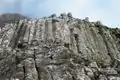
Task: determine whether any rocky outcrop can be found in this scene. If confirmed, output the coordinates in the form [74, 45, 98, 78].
[0, 13, 120, 80]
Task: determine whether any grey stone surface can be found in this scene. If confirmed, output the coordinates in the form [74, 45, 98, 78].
[0, 13, 120, 80]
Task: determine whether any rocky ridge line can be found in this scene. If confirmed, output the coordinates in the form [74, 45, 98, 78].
[0, 13, 120, 80]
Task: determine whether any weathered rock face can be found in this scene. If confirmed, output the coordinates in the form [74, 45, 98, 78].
[0, 13, 120, 80]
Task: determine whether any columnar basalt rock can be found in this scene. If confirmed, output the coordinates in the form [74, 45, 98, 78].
[0, 13, 120, 80]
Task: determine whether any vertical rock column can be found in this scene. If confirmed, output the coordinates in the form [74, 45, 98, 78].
[23, 21, 31, 43]
[28, 20, 36, 44]
[1, 24, 15, 47]
[44, 20, 49, 42]
[62, 23, 71, 48]
[9, 20, 25, 48]
[34, 20, 42, 41]
[47, 20, 54, 41]
[52, 20, 61, 43]
[69, 26, 79, 54]
[38, 19, 46, 42]
[24, 58, 39, 80]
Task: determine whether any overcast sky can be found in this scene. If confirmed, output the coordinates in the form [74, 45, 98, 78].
[0, 0, 120, 28]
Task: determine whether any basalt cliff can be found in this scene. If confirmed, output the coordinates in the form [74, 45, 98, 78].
[0, 13, 120, 80]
